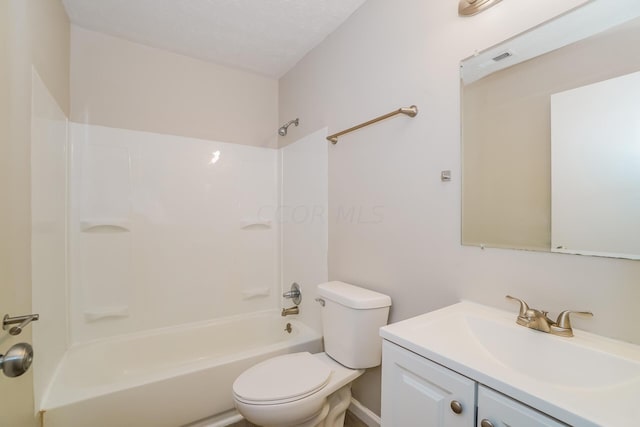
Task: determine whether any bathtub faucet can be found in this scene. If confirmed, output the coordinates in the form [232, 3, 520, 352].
[281, 306, 299, 317]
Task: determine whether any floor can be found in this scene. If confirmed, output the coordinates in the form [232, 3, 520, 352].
[228, 410, 367, 426]
[344, 410, 369, 427]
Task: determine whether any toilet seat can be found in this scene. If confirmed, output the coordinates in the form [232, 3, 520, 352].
[233, 352, 332, 405]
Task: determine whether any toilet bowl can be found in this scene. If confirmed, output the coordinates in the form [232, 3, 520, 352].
[232, 281, 392, 427]
[233, 352, 363, 427]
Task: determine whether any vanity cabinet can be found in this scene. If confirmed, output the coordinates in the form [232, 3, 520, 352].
[381, 340, 475, 427]
[381, 341, 568, 427]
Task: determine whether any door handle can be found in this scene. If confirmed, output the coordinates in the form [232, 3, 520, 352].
[0, 343, 34, 377]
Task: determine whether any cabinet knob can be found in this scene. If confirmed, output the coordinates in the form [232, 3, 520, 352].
[480, 419, 494, 427]
[450, 400, 463, 414]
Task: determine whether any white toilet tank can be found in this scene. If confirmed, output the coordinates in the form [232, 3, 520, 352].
[317, 281, 391, 369]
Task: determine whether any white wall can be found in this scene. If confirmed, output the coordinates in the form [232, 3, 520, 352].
[280, 128, 329, 333]
[68, 123, 279, 343]
[31, 68, 68, 413]
[70, 26, 278, 148]
[279, 0, 640, 415]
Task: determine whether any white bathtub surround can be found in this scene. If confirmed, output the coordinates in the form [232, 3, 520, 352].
[30, 69, 69, 412]
[77, 137, 133, 322]
[241, 288, 272, 300]
[280, 128, 329, 333]
[68, 123, 280, 343]
[34, 123, 331, 423]
[40, 311, 321, 427]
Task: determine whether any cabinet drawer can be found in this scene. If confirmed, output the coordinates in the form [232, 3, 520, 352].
[477, 386, 569, 427]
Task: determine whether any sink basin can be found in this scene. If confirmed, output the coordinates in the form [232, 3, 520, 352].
[380, 301, 640, 427]
[466, 314, 640, 389]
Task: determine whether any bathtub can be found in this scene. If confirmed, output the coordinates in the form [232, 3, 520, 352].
[40, 310, 322, 427]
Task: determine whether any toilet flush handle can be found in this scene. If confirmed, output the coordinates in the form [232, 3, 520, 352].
[315, 298, 325, 307]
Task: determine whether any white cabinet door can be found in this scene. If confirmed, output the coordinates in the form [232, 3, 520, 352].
[381, 341, 475, 427]
[477, 386, 568, 427]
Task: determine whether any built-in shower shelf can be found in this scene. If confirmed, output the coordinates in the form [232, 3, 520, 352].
[80, 219, 132, 232]
[84, 306, 129, 322]
[240, 219, 272, 229]
[242, 288, 271, 299]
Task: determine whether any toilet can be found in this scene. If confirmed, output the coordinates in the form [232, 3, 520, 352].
[232, 281, 392, 427]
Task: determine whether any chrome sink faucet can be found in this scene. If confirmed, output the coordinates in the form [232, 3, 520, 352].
[506, 295, 593, 337]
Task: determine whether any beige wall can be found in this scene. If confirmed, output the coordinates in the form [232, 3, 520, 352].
[71, 26, 279, 147]
[280, 0, 640, 416]
[0, 1, 69, 426]
[462, 18, 640, 251]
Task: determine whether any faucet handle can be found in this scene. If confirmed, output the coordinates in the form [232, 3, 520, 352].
[506, 295, 532, 327]
[551, 310, 593, 337]
[555, 310, 593, 329]
[282, 282, 301, 305]
[505, 295, 530, 315]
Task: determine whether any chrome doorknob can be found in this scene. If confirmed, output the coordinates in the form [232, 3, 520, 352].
[0, 343, 34, 377]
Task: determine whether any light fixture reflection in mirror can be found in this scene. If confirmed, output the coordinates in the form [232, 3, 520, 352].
[458, 0, 503, 17]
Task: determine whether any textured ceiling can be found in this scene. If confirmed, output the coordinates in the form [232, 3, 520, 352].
[62, 0, 367, 78]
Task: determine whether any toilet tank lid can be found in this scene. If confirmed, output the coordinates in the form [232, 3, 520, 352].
[318, 281, 391, 309]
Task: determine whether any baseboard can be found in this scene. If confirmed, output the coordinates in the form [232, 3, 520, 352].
[182, 409, 244, 427]
[348, 397, 381, 427]
[186, 398, 380, 427]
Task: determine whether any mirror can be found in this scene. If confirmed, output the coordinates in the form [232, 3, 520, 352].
[461, 1, 640, 260]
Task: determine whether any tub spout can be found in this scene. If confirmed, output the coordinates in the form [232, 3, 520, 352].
[281, 306, 299, 316]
